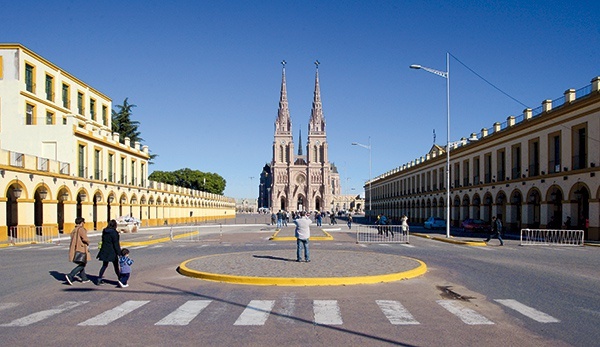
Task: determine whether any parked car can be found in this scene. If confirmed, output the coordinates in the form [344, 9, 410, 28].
[424, 216, 446, 229]
[461, 219, 491, 233]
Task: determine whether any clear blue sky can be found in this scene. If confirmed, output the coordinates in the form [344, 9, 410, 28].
[4, 1, 599, 199]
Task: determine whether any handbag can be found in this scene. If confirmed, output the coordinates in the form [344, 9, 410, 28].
[73, 251, 87, 264]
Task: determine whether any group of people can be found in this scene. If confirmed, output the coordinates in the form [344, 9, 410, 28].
[66, 218, 134, 288]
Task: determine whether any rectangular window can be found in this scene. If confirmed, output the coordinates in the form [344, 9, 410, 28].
[528, 139, 540, 176]
[78, 144, 86, 178]
[45, 75, 54, 101]
[120, 157, 126, 184]
[453, 162, 460, 188]
[572, 124, 587, 170]
[463, 160, 469, 186]
[94, 149, 101, 180]
[497, 150, 506, 181]
[108, 153, 114, 182]
[90, 98, 96, 121]
[473, 156, 480, 184]
[102, 105, 108, 126]
[548, 133, 561, 173]
[46, 111, 54, 125]
[77, 92, 84, 115]
[131, 161, 136, 185]
[511, 145, 521, 179]
[25, 63, 35, 93]
[62, 84, 70, 109]
[484, 153, 492, 183]
[140, 163, 146, 187]
[26, 103, 35, 125]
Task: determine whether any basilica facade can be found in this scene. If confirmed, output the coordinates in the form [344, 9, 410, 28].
[267, 62, 340, 212]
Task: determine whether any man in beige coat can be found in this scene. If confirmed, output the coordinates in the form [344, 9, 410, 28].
[66, 217, 91, 285]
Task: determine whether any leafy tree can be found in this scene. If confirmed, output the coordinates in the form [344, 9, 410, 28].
[111, 98, 158, 164]
[149, 168, 226, 195]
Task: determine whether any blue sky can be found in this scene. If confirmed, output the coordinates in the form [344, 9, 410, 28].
[4, 1, 599, 199]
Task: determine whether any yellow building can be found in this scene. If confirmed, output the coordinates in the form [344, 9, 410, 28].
[0, 43, 234, 242]
[367, 76, 599, 240]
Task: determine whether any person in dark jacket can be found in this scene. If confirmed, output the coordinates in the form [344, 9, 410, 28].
[96, 219, 122, 285]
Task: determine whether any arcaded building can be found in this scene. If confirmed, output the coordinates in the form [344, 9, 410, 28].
[0, 44, 234, 241]
[367, 76, 599, 240]
[267, 62, 341, 212]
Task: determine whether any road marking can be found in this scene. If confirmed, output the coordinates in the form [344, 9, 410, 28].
[494, 299, 560, 323]
[437, 300, 494, 325]
[78, 300, 149, 326]
[376, 300, 420, 325]
[401, 244, 415, 248]
[314, 300, 343, 325]
[276, 293, 297, 323]
[155, 300, 212, 325]
[1, 301, 88, 326]
[233, 300, 275, 326]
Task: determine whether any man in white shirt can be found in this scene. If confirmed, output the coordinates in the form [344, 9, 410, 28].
[294, 211, 311, 262]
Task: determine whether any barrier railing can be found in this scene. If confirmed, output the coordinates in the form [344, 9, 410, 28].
[8, 226, 55, 245]
[520, 228, 584, 246]
[356, 225, 409, 243]
[169, 225, 222, 242]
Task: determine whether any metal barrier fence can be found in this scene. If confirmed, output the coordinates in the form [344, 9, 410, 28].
[169, 225, 222, 242]
[8, 226, 55, 244]
[356, 225, 409, 243]
[520, 229, 584, 246]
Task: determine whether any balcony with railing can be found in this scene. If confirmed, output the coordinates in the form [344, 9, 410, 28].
[529, 163, 540, 177]
[548, 160, 561, 174]
[572, 155, 587, 170]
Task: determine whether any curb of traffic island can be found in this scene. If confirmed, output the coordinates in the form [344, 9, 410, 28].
[269, 229, 334, 241]
[120, 231, 199, 247]
[412, 233, 487, 246]
[178, 255, 427, 286]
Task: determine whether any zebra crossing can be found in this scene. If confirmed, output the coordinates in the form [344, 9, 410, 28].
[0, 298, 559, 327]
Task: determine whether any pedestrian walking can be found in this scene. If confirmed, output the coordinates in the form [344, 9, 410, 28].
[484, 215, 504, 246]
[401, 215, 409, 234]
[315, 212, 322, 226]
[118, 248, 134, 288]
[347, 214, 353, 229]
[294, 211, 311, 262]
[96, 219, 122, 285]
[65, 217, 91, 285]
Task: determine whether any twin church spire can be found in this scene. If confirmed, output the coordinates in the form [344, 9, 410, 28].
[274, 60, 326, 139]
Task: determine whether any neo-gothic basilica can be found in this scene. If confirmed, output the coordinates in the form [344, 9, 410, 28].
[260, 62, 340, 212]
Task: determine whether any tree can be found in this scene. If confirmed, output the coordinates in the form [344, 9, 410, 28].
[111, 98, 158, 164]
[149, 168, 226, 195]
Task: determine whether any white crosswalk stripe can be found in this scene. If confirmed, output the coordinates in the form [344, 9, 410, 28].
[313, 300, 343, 325]
[494, 299, 559, 323]
[437, 300, 494, 325]
[0, 298, 563, 327]
[233, 300, 275, 326]
[0, 301, 88, 327]
[377, 300, 420, 325]
[78, 300, 149, 326]
[0, 303, 19, 311]
[155, 300, 212, 325]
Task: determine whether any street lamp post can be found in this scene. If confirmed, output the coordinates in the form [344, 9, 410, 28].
[352, 137, 372, 222]
[410, 52, 451, 238]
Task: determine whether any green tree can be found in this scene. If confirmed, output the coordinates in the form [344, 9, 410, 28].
[111, 98, 158, 164]
[149, 168, 226, 195]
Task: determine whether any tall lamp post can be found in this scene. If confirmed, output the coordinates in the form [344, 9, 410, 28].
[410, 52, 451, 238]
[352, 137, 372, 222]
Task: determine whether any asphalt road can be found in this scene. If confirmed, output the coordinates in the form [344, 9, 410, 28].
[0, 222, 598, 347]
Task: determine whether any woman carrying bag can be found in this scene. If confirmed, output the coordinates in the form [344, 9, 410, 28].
[66, 217, 91, 285]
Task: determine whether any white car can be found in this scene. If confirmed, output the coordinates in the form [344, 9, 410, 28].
[424, 216, 446, 229]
